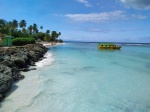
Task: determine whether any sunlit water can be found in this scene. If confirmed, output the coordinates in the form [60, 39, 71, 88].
[1, 43, 150, 112]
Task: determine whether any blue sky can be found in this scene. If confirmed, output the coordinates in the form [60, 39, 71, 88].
[0, 0, 150, 42]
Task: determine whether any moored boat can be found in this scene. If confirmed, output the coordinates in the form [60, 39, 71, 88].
[98, 43, 122, 50]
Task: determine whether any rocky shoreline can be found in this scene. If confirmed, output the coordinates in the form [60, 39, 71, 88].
[0, 44, 48, 102]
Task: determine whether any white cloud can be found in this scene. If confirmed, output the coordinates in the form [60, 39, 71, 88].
[76, 0, 91, 7]
[120, 0, 150, 9]
[65, 11, 147, 23]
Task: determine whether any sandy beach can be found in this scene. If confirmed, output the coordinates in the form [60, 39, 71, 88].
[39, 41, 63, 47]
[1, 50, 54, 111]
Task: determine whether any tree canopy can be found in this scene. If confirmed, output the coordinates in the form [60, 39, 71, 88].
[0, 19, 63, 43]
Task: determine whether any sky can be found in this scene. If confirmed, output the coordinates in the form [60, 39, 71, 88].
[0, 0, 150, 43]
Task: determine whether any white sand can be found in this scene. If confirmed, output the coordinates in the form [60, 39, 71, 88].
[1, 50, 54, 112]
[1, 71, 42, 112]
[39, 41, 63, 47]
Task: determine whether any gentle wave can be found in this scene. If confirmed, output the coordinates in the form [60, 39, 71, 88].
[35, 52, 54, 68]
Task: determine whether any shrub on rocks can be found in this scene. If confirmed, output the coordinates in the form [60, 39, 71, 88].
[12, 37, 35, 46]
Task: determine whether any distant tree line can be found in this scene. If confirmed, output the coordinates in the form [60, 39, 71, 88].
[0, 19, 63, 43]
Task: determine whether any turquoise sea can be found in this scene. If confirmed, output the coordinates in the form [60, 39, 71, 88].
[1, 43, 150, 112]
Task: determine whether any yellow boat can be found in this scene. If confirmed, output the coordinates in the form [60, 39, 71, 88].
[98, 43, 122, 50]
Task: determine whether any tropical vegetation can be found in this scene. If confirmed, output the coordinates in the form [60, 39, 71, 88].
[0, 19, 63, 46]
[12, 37, 35, 46]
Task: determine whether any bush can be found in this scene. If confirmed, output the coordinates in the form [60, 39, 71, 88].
[12, 37, 35, 46]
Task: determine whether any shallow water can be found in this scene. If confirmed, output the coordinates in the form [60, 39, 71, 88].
[1, 43, 150, 112]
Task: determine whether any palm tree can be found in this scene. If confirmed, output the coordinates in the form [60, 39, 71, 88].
[58, 32, 61, 36]
[28, 25, 33, 34]
[46, 30, 50, 34]
[0, 19, 8, 34]
[19, 20, 26, 28]
[40, 26, 43, 31]
[7, 21, 13, 35]
[19, 20, 27, 34]
[51, 31, 57, 41]
[22, 28, 27, 34]
[12, 19, 18, 30]
[33, 23, 38, 34]
[0, 19, 7, 29]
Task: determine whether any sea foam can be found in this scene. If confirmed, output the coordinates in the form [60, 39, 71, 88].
[35, 52, 54, 68]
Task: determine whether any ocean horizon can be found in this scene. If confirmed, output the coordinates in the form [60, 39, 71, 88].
[1, 42, 150, 112]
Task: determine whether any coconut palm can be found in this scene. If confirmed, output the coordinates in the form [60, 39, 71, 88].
[33, 23, 38, 34]
[40, 26, 43, 31]
[0, 19, 8, 33]
[46, 30, 50, 34]
[19, 20, 26, 28]
[7, 21, 13, 35]
[19, 20, 27, 34]
[28, 25, 33, 34]
[58, 32, 61, 36]
[22, 28, 27, 34]
[12, 19, 18, 29]
[51, 31, 57, 41]
[0, 19, 7, 29]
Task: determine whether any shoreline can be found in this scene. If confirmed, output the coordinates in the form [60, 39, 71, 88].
[1, 70, 43, 111]
[0, 44, 48, 102]
[0, 42, 63, 102]
[39, 41, 63, 47]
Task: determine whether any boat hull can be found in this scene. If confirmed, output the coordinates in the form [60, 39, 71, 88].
[98, 46, 121, 50]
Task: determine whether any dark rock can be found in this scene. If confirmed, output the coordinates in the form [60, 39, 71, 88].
[0, 74, 14, 93]
[12, 56, 25, 68]
[0, 64, 12, 77]
[1, 59, 16, 67]
[0, 44, 48, 102]
[0, 94, 5, 102]
[29, 68, 37, 71]
[20, 67, 37, 72]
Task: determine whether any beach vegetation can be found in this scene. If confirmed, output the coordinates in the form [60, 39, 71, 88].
[12, 37, 35, 46]
[0, 18, 63, 46]
[58, 39, 63, 43]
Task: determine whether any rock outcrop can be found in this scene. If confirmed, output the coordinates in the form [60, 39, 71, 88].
[0, 44, 48, 102]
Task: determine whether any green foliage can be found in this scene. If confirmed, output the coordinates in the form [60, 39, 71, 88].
[12, 37, 35, 46]
[0, 18, 63, 44]
[33, 23, 38, 34]
[19, 20, 26, 28]
[33, 32, 45, 40]
[58, 39, 63, 43]
[44, 34, 51, 42]
[12, 19, 18, 29]
[11, 30, 28, 38]
[46, 30, 50, 34]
